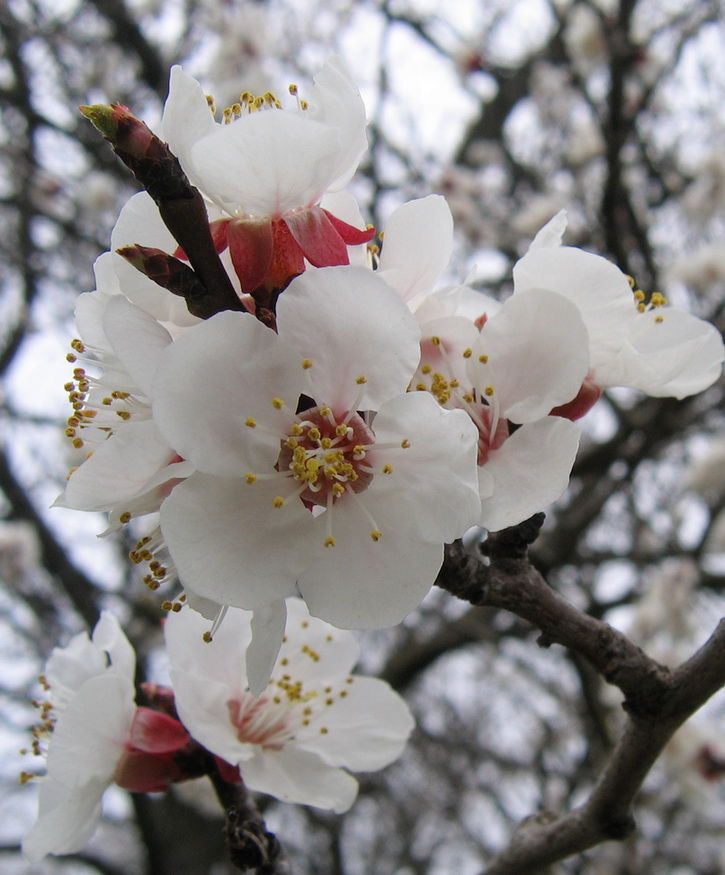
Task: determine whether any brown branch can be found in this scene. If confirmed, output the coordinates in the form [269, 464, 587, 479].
[208, 763, 290, 874]
[437, 525, 725, 873]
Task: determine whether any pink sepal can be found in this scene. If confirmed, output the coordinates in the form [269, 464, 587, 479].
[127, 706, 190, 754]
[114, 748, 184, 793]
[550, 375, 602, 421]
[214, 756, 242, 784]
[284, 206, 349, 268]
[322, 210, 375, 245]
[228, 218, 274, 292]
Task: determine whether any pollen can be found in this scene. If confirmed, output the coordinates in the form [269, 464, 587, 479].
[273, 496, 285, 508]
[431, 336, 441, 346]
[272, 397, 285, 409]
[245, 417, 257, 427]
[245, 473, 257, 484]
[421, 364, 432, 374]
[324, 536, 336, 548]
[400, 439, 411, 448]
[301, 358, 313, 369]
[655, 315, 664, 323]
[382, 464, 393, 474]
[484, 386, 494, 396]
[463, 348, 473, 358]
[119, 511, 131, 524]
[370, 530, 382, 541]
[478, 354, 488, 363]
[356, 375, 367, 384]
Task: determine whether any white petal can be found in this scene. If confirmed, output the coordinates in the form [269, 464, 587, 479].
[103, 296, 172, 395]
[152, 312, 304, 477]
[23, 777, 105, 862]
[91, 611, 135, 681]
[298, 503, 443, 628]
[479, 417, 580, 531]
[60, 420, 177, 512]
[528, 209, 568, 249]
[295, 676, 413, 771]
[191, 111, 339, 215]
[160, 65, 218, 191]
[171, 667, 255, 766]
[160, 474, 311, 610]
[45, 632, 108, 701]
[276, 266, 421, 411]
[276, 598, 360, 683]
[241, 746, 358, 813]
[378, 195, 453, 308]
[47, 674, 136, 787]
[470, 288, 590, 421]
[110, 191, 200, 327]
[247, 600, 288, 696]
[513, 246, 635, 355]
[165, 604, 250, 693]
[307, 57, 368, 191]
[600, 307, 724, 397]
[370, 392, 481, 542]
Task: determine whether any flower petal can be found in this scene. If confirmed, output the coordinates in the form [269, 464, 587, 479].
[102, 295, 172, 396]
[378, 195, 453, 309]
[160, 474, 310, 610]
[152, 311, 304, 476]
[601, 307, 724, 397]
[164, 604, 250, 695]
[247, 599, 288, 697]
[23, 777, 105, 862]
[479, 417, 580, 531]
[306, 57, 368, 192]
[160, 65, 218, 190]
[191, 111, 339, 215]
[59, 420, 178, 512]
[110, 191, 200, 326]
[241, 746, 358, 813]
[470, 288, 589, 421]
[276, 266, 421, 411]
[298, 503, 443, 628]
[47, 673, 136, 787]
[91, 611, 136, 681]
[513, 245, 635, 362]
[276, 598, 360, 683]
[370, 392, 481, 542]
[295, 675, 413, 770]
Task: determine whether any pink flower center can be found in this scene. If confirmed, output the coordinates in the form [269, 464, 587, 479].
[227, 694, 294, 751]
[277, 405, 376, 506]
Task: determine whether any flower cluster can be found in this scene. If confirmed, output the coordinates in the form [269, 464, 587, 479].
[26, 55, 724, 862]
[24, 603, 412, 861]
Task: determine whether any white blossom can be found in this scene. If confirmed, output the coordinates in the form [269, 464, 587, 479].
[165, 598, 414, 813]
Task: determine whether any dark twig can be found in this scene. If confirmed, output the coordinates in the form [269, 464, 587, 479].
[208, 763, 290, 874]
[437, 523, 725, 873]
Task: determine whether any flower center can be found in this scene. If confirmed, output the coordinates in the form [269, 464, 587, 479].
[276, 405, 375, 506]
[227, 694, 295, 750]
